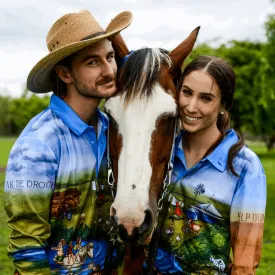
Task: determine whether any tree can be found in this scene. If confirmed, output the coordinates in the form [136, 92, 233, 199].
[258, 12, 275, 139]
[9, 94, 50, 134]
[217, 41, 264, 135]
[0, 96, 13, 135]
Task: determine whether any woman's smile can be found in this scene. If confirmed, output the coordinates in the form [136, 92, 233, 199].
[184, 114, 202, 123]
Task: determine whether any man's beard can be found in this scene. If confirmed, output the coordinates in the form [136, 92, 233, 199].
[74, 81, 101, 99]
[72, 75, 115, 99]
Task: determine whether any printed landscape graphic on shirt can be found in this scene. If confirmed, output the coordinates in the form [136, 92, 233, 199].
[47, 170, 119, 275]
[154, 182, 264, 275]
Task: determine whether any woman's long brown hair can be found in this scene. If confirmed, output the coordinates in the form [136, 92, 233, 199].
[179, 56, 244, 176]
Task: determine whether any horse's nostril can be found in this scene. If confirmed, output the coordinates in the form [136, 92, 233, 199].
[139, 209, 153, 235]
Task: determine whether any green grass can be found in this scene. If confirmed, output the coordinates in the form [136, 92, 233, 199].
[0, 137, 17, 166]
[0, 137, 16, 273]
[0, 138, 274, 274]
[249, 144, 275, 275]
[0, 172, 13, 274]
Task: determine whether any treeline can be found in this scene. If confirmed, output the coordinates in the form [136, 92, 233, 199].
[1, 14, 275, 140]
[0, 92, 105, 136]
[0, 92, 50, 135]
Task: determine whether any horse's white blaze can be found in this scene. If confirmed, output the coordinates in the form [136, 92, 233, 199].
[105, 84, 177, 234]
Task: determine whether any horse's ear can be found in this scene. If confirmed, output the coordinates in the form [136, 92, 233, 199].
[111, 33, 130, 60]
[169, 26, 200, 71]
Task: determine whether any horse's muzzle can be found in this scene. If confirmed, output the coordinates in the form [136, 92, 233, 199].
[110, 209, 154, 244]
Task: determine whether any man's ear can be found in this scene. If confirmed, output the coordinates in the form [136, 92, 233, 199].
[55, 65, 73, 84]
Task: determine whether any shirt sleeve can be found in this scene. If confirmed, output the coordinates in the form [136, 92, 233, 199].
[230, 168, 266, 275]
[4, 137, 58, 275]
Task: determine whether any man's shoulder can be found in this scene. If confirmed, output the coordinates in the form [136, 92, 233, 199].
[19, 107, 65, 141]
[14, 108, 62, 156]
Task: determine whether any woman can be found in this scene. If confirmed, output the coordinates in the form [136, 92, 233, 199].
[154, 56, 266, 275]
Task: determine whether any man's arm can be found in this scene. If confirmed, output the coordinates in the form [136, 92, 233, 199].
[4, 137, 58, 275]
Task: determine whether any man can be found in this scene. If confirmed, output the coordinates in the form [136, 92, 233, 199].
[4, 10, 132, 275]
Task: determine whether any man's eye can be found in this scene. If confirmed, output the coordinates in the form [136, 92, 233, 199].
[88, 60, 97, 65]
[107, 55, 115, 61]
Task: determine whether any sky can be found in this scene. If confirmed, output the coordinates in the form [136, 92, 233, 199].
[0, 0, 273, 97]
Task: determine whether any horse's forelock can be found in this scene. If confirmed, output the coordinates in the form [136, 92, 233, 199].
[118, 48, 172, 106]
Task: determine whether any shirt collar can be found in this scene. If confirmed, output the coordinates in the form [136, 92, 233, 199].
[49, 94, 108, 136]
[175, 129, 239, 172]
[97, 107, 108, 132]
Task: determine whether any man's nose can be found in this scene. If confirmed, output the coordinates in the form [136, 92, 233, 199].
[102, 61, 116, 77]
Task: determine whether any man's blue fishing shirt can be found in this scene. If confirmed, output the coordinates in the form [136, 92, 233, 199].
[4, 95, 121, 275]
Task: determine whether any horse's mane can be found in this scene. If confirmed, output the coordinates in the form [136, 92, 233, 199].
[118, 48, 172, 105]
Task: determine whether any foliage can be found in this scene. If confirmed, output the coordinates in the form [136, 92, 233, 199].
[219, 41, 264, 134]
[0, 90, 50, 136]
[0, 96, 15, 135]
[257, 13, 275, 137]
[1, 12, 275, 139]
[0, 91, 108, 136]
[9, 94, 50, 135]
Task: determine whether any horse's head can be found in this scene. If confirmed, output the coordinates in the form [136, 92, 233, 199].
[105, 28, 199, 244]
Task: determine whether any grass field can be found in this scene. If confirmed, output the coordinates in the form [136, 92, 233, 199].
[0, 137, 274, 274]
[0, 137, 17, 274]
[0, 137, 17, 166]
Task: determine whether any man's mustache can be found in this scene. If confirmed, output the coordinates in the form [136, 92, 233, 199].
[96, 76, 115, 85]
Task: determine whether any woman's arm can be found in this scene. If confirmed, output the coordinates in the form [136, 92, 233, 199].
[230, 171, 266, 275]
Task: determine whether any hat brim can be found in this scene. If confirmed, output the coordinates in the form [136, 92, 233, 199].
[27, 11, 132, 93]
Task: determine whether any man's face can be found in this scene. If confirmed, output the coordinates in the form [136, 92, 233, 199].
[68, 39, 117, 99]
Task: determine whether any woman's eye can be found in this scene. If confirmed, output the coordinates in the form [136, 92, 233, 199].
[182, 89, 192, 96]
[201, 96, 212, 102]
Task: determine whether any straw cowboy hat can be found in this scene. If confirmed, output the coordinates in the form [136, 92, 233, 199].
[27, 10, 132, 93]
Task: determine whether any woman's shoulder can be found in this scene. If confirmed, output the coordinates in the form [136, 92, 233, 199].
[234, 145, 265, 181]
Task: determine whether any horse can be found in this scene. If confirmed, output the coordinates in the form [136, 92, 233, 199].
[105, 28, 199, 274]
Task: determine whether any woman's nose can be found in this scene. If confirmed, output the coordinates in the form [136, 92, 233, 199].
[186, 97, 199, 113]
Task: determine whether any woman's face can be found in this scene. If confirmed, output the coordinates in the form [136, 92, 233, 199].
[179, 69, 223, 134]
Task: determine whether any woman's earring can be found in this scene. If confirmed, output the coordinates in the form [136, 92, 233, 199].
[220, 111, 225, 115]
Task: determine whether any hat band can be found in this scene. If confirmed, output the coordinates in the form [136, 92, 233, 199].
[81, 31, 107, 41]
